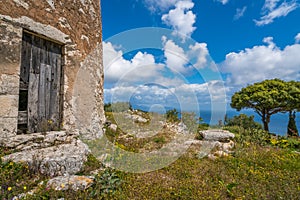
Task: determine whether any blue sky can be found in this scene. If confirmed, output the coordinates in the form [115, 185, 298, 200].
[101, 0, 300, 114]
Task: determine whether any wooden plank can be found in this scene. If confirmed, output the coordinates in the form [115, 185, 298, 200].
[39, 63, 51, 120]
[31, 35, 41, 74]
[18, 111, 28, 125]
[49, 43, 62, 129]
[28, 72, 39, 133]
[20, 32, 31, 89]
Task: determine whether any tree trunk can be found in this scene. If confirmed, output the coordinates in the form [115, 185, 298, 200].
[287, 111, 298, 137]
[262, 113, 270, 132]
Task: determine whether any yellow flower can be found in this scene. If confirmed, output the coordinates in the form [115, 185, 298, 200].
[23, 186, 27, 190]
[48, 120, 53, 125]
[8, 187, 12, 191]
[61, 183, 65, 188]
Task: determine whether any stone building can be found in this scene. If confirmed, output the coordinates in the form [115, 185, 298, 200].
[0, 0, 105, 141]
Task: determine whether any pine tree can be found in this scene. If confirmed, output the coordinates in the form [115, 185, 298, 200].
[287, 111, 298, 137]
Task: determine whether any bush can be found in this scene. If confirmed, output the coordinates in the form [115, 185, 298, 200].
[105, 102, 132, 113]
[165, 109, 179, 123]
[225, 114, 262, 130]
[224, 126, 270, 146]
[287, 111, 299, 137]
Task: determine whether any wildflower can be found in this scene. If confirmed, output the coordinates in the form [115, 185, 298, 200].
[8, 187, 12, 191]
[61, 183, 65, 188]
[48, 119, 53, 124]
[24, 186, 27, 190]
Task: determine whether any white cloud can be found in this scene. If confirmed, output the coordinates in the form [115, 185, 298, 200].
[103, 42, 164, 84]
[221, 37, 300, 86]
[143, 0, 182, 13]
[216, 0, 229, 5]
[188, 42, 209, 69]
[162, 37, 189, 73]
[161, 0, 196, 41]
[105, 80, 226, 111]
[295, 33, 300, 43]
[162, 37, 210, 72]
[255, 0, 299, 26]
[234, 6, 247, 20]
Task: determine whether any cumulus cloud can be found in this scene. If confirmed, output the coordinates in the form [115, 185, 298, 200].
[105, 80, 226, 111]
[161, 0, 196, 41]
[188, 42, 209, 69]
[162, 36, 189, 73]
[221, 37, 300, 86]
[255, 0, 299, 26]
[216, 0, 229, 5]
[143, 0, 182, 13]
[234, 6, 247, 20]
[295, 33, 300, 43]
[103, 42, 164, 84]
[162, 36, 210, 73]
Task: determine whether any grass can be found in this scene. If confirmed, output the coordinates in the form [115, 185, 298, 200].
[1, 141, 299, 199]
[109, 143, 300, 200]
[1, 110, 300, 199]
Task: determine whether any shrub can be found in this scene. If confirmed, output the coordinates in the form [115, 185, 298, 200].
[225, 114, 262, 130]
[224, 126, 270, 146]
[287, 111, 299, 137]
[165, 109, 179, 123]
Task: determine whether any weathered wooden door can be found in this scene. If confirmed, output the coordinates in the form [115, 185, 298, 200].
[18, 31, 63, 133]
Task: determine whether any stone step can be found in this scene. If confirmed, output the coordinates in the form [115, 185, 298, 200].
[1, 139, 90, 177]
[0, 131, 77, 151]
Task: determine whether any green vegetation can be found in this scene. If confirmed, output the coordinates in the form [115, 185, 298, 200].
[113, 145, 300, 199]
[287, 111, 299, 137]
[1, 107, 300, 199]
[104, 102, 132, 113]
[231, 79, 300, 133]
[225, 114, 262, 130]
[165, 108, 179, 123]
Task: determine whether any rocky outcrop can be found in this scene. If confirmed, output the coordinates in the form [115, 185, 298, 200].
[0, 131, 76, 151]
[125, 113, 148, 123]
[199, 129, 235, 142]
[46, 175, 94, 191]
[186, 129, 235, 160]
[2, 139, 90, 177]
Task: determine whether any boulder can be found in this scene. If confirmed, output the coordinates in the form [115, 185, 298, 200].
[2, 139, 90, 177]
[131, 114, 148, 123]
[0, 131, 76, 151]
[109, 124, 118, 132]
[199, 129, 235, 142]
[46, 175, 94, 191]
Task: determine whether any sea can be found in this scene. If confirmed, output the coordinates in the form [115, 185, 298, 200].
[199, 109, 300, 136]
[132, 104, 299, 136]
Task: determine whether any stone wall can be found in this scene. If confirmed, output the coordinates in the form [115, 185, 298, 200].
[0, 0, 105, 140]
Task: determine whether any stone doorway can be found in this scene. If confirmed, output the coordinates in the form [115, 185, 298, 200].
[18, 31, 63, 134]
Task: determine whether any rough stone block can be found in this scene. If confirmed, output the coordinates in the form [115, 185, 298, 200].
[0, 74, 20, 95]
[0, 117, 17, 141]
[0, 95, 18, 117]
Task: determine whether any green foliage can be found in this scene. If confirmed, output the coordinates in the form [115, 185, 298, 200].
[231, 79, 300, 132]
[225, 114, 262, 130]
[287, 111, 299, 137]
[113, 145, 300, 199]
[0, 159, 40, 199]
[92, 168, 122, 197]
[105, 102, 132, 113]
[181, 112, 199, 133]
[269, 137, 300, 150]
[152, 136, 166, 144]
[104, 103, 112, 112]
[79, 154, 103, 175]
[165, 108, 179, 123]
[224, 126, 270, 146]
